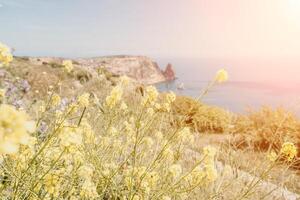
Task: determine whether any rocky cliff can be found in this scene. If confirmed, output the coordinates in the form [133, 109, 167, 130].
[30, 55, 175, 84]
[75, 56, 175, 84]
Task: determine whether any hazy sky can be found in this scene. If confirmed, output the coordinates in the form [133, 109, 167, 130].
[1, 0, 300, 81]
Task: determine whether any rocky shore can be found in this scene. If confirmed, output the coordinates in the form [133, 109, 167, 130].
[28, 55, 175, 84]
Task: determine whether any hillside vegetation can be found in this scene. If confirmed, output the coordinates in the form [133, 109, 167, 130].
[0, 42, 299, 199]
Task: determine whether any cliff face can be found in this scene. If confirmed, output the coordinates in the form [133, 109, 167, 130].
[74, 55, 175, 84]
[29, 55, 175, 84]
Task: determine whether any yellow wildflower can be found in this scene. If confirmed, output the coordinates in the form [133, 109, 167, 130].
[162, 102, 171, 112]
[267, 151, 277, 162]
[77, 93, 90, 107]
[168, 164, 182, 178]
[78, 164, 94, 180]
[146, 107, 154, 116]
[67, 102, 79, 114]
[162, 196, 172, 200]
[108, 127, 118, 136]
[63, 60, 73, 73]
[203, 146, 217, 159]
[145, 171, 159, 188]
[141, 86, 158, 106]
[51, 94, 61, 107]
[120, 75, 130, 86]
[0, 104, 35, 154]
[70, 196, 79, 200]
[166, 91, 176, 104]
[178, 127, 194, 144]
[38, 102, 46, 113]
[154, 103, 161, 111]
[105, 86, 123, 109]
[186, 166, 206, 185]
[215, 69, 228, 83]
[120, 102, 128, 110]
[146, 86, 158, 100]
[204, 164, 218, 182]
[58, 126, 82, 148]
[44, 173, 61, 197]
[0, 42, 13, 67]
[0, 89, 5, 100]
[202, 146, 218, 183]
[280, 142, 297, 161]
[154, 131, 163, 140]
[80, 180, 98, 198]
[141, 136, 154, 148]
[163, 147, 174, 162]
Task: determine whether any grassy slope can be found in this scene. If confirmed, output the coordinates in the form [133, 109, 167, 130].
[1, 57, 300, 198]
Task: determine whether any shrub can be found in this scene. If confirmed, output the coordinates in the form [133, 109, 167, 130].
[232, 106, 300, 152]
[172, 96, 233, 134]
[49, 62, 64, 68]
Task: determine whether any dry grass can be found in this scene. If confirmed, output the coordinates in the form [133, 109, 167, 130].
[232, 106, 300, 154]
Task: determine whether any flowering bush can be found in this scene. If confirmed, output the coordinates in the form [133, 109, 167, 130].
[0, 78, 220, 199]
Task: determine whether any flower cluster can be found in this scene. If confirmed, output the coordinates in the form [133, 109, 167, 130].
[0, 88, 5, 102]
[62, 60, 74, 73]
[267, 142, 297, 162]
[0, 68, 222, 199]
[105, 86, 123, 108]
[184, 146, 217, 188]
[120, 75, 130, 86]
[162, 91, 176, 112]
[77, 92, 90, 107]
[215, 69, 228, 83]
[0, 42, 13, 67]
[43, 171, 62, 197]
[202, 146, 218, 183]
[0, 104, 35, 154]
[280, 142, 297, 161]
[267, 151, 277, 162]
[78, 164, 98, 198]
[141, 86, 159, 106]
[51, 93, 61, 107]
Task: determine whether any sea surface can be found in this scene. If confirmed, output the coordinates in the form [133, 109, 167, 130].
[156, 58, 300, 115]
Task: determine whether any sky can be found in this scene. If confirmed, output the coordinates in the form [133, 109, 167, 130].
[1, 0, 300, 82]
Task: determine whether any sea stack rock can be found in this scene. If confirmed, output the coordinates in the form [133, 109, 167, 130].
[163, 63, 176, 81]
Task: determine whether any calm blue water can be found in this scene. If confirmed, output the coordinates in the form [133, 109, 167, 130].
[157, 80, 300, 114]
[156, 58, 300, 114]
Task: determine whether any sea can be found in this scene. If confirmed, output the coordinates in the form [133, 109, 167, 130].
[156, 58, 300, 115]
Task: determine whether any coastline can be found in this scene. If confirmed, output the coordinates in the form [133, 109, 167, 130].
[21, 55, 176, 85]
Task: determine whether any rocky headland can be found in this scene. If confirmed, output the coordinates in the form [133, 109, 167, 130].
[28, 55, 175, 84]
